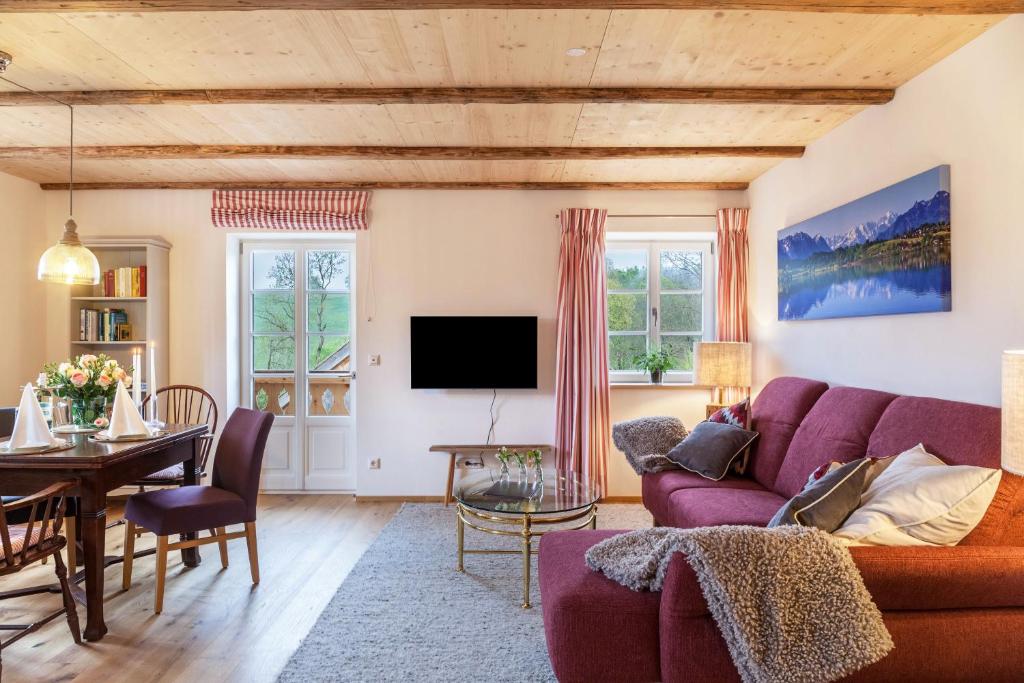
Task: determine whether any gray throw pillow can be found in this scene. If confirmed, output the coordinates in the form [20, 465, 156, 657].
[665, 421, 759, 481]
[768, 458, 871, 532]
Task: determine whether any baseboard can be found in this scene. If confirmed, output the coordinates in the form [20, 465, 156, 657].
[599, 496, 643, 503]
[354, 495, 445, 503]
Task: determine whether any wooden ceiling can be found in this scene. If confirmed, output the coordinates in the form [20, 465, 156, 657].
[0, 6, 1007, 190]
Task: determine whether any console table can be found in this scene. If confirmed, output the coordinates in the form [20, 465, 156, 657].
[428, 444, 554, 506]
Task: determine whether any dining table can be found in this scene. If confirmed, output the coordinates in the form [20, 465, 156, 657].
[0, 423, 209, 641]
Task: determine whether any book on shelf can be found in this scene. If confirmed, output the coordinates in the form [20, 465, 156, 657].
[79, 307, 129, 342]
[101, 266, 147, 298]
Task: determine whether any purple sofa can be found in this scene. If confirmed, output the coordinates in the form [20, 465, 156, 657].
[538, 377, 1024, 682]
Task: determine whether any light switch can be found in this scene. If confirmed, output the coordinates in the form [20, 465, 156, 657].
[369, 354, 381, 366]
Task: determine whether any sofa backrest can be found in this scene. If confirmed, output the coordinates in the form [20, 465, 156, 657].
[773, 387, 899, 498]
[748, 377, 828, 490]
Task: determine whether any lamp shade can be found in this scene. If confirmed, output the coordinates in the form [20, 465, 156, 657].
[37, 218, 100, 286]
[695, 341, 752, 388]
[1003, 350, 1024, 475]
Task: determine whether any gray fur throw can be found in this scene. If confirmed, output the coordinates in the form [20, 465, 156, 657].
[612, 416, 687, 475]
[585, 526, 894, 683]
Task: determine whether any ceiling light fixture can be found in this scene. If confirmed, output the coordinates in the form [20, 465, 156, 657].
[565, 47, 587, 58]
[0, 51, 99, 286]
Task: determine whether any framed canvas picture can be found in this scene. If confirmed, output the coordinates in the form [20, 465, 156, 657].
[777, 165, 951, 321]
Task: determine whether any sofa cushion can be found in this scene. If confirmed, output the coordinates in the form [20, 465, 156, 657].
[539, 529, 662, 683]
[642, 471, 766, 526]
[773, 387, 898, 498]
[768, 457, 873, 531]
[662, 487, 788, 529]
[747, 377, 829, 490]
[665, 422, 759, 481]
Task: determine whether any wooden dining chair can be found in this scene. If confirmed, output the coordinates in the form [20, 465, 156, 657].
[121, 408, 274, 614]
[133, 385, 219, 488]
[0, 482, 82, 677]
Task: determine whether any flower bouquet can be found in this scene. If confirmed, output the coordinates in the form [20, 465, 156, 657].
[42, 354, 133, 430]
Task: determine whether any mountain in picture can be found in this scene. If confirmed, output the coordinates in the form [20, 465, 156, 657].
[777, 166, 952, 321]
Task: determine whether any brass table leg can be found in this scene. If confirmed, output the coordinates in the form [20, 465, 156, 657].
[522, 514, 532, 609]
[590, 505, 598, 530]
[456, 505, 465, 572]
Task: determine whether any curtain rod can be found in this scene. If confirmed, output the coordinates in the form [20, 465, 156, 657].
[554, 213, 717, 219]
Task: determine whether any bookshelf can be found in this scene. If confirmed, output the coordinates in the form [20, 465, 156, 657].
[65, 237, 170, 395]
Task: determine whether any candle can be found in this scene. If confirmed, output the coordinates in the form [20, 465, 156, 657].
[148, 341, 157, 421]
[131, 347, 143, 408]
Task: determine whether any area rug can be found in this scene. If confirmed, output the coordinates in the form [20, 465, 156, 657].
[277, 502, 651, 682]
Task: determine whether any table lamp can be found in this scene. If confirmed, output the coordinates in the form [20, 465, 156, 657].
[696, 341, 752, 417]
[1003, 350, 1024, 476]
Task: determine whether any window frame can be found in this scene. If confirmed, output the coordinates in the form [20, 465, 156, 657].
[606, 239, 715, 385]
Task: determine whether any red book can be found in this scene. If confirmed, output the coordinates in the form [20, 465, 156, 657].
[139, 265, 147, 297]
[105, 270, 114, 297]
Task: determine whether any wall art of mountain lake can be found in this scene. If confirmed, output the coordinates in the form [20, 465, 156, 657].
[778, 165, 952, 321]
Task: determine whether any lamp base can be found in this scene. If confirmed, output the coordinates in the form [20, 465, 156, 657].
[705, 403, 728, 420]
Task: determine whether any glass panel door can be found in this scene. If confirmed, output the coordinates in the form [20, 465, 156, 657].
[242, 242, 356, 491]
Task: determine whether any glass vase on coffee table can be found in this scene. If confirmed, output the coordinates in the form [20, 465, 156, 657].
[454, 469, 600, 609]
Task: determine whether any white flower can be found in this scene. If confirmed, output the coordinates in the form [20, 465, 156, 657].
[58, 362, 73, 377]
[79, 354, 98, 365]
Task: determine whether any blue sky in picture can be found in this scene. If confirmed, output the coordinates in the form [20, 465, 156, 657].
[779, 166, 950, 240]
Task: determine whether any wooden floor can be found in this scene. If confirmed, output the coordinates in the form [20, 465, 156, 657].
[0, 495, 401, 683]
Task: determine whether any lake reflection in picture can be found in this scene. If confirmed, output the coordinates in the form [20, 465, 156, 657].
[778, 166, 952, 321]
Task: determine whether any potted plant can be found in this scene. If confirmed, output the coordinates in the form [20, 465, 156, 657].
[632, 348, 677, 384]
[43, 353, 133, 428]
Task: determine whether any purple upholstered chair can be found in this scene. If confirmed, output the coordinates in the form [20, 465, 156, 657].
[121, 408, 274, 614]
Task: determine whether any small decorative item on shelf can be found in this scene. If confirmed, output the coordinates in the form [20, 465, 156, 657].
[632, 348, 677, 384]
[527, 449, 544, 485]
[42, 353, 134, 431]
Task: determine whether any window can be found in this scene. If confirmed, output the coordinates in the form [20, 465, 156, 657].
[606, 240, 714, 383]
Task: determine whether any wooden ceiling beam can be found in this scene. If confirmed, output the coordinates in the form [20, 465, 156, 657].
[1, 1, 1020, 14]
[0, 144, 804, 160]
[0, 87, 895, 107]
[38, 181, 750, 191]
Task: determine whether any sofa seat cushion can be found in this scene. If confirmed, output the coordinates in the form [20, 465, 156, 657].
[539, 529, 662, 683]
[662, 487, 788, 529]
[642, 471, 766, 526]
[124, 485, 247, 536]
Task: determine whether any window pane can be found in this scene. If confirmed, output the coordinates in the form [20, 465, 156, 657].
[661, 335, 701, 372]
[307, 250, 350, 291]
[252, 251, 295, 290]
[660, 293, 702, 332]
[660, 250, 702, 290]
[308, 378, 351, 416]
[609, 335, 647, 371]
[608, 293, 647, 332]
[253, 379, 295, 416]
[606, 250, 648, 291]
[253, 292, 295, 333]
[308, 335, 351, 372]
[253, 336, 295, 371]
[306, 293, 350, 334]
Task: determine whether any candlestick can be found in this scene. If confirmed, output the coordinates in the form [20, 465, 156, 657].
[148, 341, 157, 422]
[131, 347, 143, 408]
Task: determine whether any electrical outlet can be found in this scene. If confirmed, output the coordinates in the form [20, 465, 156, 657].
[369, 458, 381, 470]
[369, 354, 381, 366]
[462, 458, 484, 469]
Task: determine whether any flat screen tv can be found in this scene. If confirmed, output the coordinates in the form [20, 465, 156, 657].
[410, 316, 538, 389]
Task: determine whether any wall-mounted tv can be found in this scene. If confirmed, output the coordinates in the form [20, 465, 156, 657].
[410, 316, 538, 390]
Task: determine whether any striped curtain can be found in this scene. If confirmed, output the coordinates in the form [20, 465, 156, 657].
[554, 208, 611, 492]
[716, 208, 750, 402]
[210, 190, 370, 230]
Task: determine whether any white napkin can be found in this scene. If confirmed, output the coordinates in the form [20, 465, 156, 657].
[8, 384, 59, 449]
[107, 380, 152, 438]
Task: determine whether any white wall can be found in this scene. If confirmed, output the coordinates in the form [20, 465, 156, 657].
[0, 172, 47, 406]
[43, 188, 741, 497]
[748, 16, 1024, 407]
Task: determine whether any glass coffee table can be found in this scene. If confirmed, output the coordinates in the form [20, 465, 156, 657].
[454, 470, 600, 608]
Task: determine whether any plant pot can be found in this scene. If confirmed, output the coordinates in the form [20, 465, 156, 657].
[70, 397, 107, 427]
[650, 369, 663, 384]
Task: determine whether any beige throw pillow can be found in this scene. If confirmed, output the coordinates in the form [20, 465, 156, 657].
[833, 443, 1002, 547]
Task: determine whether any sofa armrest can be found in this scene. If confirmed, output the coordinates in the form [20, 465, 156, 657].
[851, 545, 1024, 611]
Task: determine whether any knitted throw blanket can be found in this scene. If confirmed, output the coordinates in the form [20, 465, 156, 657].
[585, 526, 894, 683]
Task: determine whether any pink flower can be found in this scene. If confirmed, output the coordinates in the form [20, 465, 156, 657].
[93, 417, 109, 428]
[69, 370, 88, 388]
[97, 373, 113, 388]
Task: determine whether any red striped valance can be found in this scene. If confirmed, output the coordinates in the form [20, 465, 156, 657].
[210, 190, 370, 230]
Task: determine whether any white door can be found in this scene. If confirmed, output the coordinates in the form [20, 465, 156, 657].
[242, 242, 356, 492]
